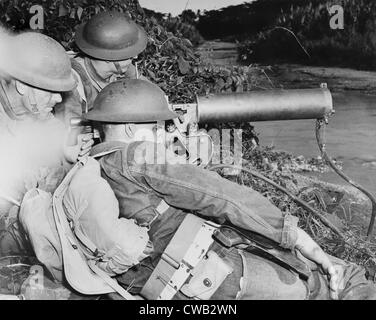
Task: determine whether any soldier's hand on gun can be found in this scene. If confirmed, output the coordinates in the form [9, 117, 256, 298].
[63, 133, 94, 163]
[294, 228, 344, 300]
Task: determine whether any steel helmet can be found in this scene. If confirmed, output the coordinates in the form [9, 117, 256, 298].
[84, 79, 178, 123]
[6, 32, 76, 92]
[75, 11, 148, 61]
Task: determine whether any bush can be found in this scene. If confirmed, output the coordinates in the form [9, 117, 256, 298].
[239, 0, 376, 70]
[144, 8, 204, 47]
[0, 0, 258, 103]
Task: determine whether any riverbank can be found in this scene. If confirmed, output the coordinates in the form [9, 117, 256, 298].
[198, 41, 376, 93]
[265, 64, 376, 94]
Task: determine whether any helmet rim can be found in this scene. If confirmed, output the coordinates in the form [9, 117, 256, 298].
[6, 69, 77, 92]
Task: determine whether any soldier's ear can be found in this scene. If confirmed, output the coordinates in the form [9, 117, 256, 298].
[15, 80, 27, 96]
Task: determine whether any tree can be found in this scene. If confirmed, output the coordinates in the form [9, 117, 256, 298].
[0, 0, 252, 102]
[180, 9, 197, 24]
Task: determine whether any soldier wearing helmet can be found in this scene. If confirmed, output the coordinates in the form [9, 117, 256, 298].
[84, 79, 178, 153]
[54, 11, 149, 126]
[0, 32, 76, 122]
[0, 31, 93, 158]
[20, 79, 376, 300]
[0, 32, 93, 254]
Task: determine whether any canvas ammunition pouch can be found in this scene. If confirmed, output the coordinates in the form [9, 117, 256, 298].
[141, 214, 233, 300]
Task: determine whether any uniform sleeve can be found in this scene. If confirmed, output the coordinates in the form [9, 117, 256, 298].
[125, 141, 298, 248]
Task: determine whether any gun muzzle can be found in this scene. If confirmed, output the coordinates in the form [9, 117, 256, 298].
[67, 117, 100, 146]
[196, 88, 334, 123]
[70, 117, 92, 128]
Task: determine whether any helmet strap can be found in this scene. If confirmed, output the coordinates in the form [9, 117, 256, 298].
[0, 81, 15, 120]
[113, 61, 123, 74]
[24, 87, 39, 115]
[135, 62, 139, 79]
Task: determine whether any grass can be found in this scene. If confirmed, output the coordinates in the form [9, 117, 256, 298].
[229, 143, 376, 271]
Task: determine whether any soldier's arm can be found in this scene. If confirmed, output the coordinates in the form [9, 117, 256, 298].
[126, 141, 298, 249]
[65, 158, 152, 275]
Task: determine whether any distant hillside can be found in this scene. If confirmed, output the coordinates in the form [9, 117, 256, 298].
[197, 0, 376, 70]
[197, 0, 310, 41]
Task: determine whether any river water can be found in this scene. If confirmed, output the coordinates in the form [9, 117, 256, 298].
[254, 91, 376, 195]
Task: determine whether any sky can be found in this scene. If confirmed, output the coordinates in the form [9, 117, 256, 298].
[138, 0, 251, 16]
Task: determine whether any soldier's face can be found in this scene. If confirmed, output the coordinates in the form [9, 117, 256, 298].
[91, 58, 133, 79]
[27, 87, 62, 115]
[15, 81, 62, 118]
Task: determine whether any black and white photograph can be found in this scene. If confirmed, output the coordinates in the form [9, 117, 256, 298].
[0, 0, 375, 306]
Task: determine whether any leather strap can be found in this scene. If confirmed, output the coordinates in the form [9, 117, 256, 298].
[92, 148, 123, 159]
[87, 261, 135, 300]
[214, 225, 311, 280]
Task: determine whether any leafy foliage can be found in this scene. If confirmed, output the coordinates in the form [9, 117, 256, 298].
[197, 0, 310, 41]
[0, 0, 144, 47]
[0, 0, 257, 103]
[144, 8, 204, 46]
[237, 0, 376, 70]
[194, 0, 376, 70]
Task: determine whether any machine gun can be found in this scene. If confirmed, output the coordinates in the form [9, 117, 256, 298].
[172, 85, 333, 125]
[70, 84, 334, 167]
[169, 85, 333, 165]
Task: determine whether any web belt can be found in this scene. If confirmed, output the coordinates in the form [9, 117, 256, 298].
[141, 214, 219, 300]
